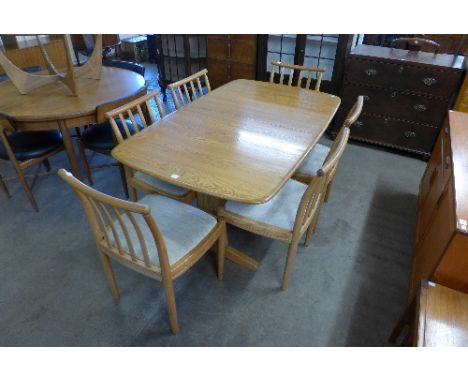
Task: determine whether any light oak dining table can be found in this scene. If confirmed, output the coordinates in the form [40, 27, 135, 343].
[112, 79, 341, 270]
[0, 66, 146, 180]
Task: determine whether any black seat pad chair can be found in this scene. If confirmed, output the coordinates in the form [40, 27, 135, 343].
[0, 130, 63, 161]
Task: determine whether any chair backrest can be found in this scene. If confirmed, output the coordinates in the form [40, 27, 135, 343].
[324, 96, 363, 181]
[292, 127, 350, 236]
[58, 169, 171, 275]
[103, 59, 146, 76]
[330, 95, 364, 153]
[391, 37, 440, 53]
[104, 90, 165, 144]
[168, 68, 211, 109]
[269, 61, 326, 91]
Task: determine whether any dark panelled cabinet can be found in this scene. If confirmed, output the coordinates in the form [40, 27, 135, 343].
[330, 44, 465, 159]
[207, 35, 257, 89]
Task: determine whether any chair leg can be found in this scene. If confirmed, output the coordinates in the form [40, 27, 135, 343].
[0, 173, 10, 198]
[125, 166, 138, 202]
[117, 163, 129, 199]
[217, 222, 227, 281]
[161, 275, 179, 334]
[98, 250, 120, 300]
[324, 179, 335, 203]
[304, 221, 315, 247]
[15, 164, 39, 211]
[43, 158, 51, 172]
[281, 238, 300, 291]
[77, 140, 94, 185]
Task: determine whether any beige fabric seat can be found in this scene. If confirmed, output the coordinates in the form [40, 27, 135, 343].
[296, 144, 330, 176]
[225, 180, 307, 231]
[133, 171, 190, 198]
[107, 194, 217, 268]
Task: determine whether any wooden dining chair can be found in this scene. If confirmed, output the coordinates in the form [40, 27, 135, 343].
[0, 114, 64, 211]
[269, 61, 326, 91]
[218, 128, 350, 291]
[293, 96, 364, 202]
[168, 68, 211, 110]
[58, 168, 226, 334]
[105, 91, 195, 203]
[77, 62, 147, 198]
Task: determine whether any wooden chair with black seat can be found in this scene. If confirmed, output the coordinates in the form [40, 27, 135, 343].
[269, 61, 325, 90]
[105, 91, 195, 203]
[0, 114, 64, 211]
[58, 168, 226, 334]
[77, 60, 146, 197]
[293, 96, 364, 202]
[218, 127, 350, 291]
[168, 68, 211, 110]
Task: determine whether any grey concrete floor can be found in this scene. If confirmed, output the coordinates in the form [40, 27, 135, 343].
[0, 65, 426, 345]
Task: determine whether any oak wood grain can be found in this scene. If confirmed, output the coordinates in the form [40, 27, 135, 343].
[0, 67, 146, 122]
[416, 282, 468, 346]
[448, 111, 468, 234]
[112, 79, 340, 204]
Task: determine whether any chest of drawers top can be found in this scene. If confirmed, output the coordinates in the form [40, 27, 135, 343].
[347, 45, 465, 97]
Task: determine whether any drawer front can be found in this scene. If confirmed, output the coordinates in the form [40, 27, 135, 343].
[208, 37, 256, 64]
[346, 57, 462, 97]
[410, 180, 455, 297]
[350, 114, 439, 154]
[341, 84, 450, 126]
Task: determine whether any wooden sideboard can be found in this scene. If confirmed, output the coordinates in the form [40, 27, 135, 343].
[392, 280, 468, 346]
[409, 111, 468, 298]
[207, 35, 257, 89]
[331, 44, 465, 159]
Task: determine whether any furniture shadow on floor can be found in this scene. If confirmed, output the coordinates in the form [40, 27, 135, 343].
[327, 179, 418, 346]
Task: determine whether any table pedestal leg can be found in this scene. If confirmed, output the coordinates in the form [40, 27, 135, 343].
[59, 120, 82, 180]
[198, 192, 259, 272]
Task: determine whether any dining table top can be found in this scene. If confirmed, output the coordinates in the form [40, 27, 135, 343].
[0, 66, 146, 122]
[112, 79, 341, 204]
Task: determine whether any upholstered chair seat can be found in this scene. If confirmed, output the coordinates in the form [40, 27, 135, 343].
[296, 143, 330, 177]
[107, 194, 217, 268]
[81, 119, 139, 152]
[133, 171, 190, 197]
[0, 130, 63, 161]
[224, 180, 308, 231]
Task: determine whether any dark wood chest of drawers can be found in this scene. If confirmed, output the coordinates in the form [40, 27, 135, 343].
[330, 45, 465, 159]
[207, 35, 257, 89]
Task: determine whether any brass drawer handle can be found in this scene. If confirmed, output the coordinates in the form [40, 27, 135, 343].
[414, 104, 427, 112]
[422, 77, 437, 86]
[398, 66, 405, 73]
[354, 120, 364, 128]
[364, 68, 377, 76]
[404, 130, 417, 138]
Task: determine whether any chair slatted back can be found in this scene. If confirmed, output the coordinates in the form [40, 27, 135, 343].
[168, 68, 211, 109]
[293, 128, 350, 235]
[329, 95, 364, 158]
[58, 169, 169, 275]
[104, 90, 165, 144]
[269, 61, 325, 91]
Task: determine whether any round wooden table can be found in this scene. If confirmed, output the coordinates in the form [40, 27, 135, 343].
[0, 66, 146, 179]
